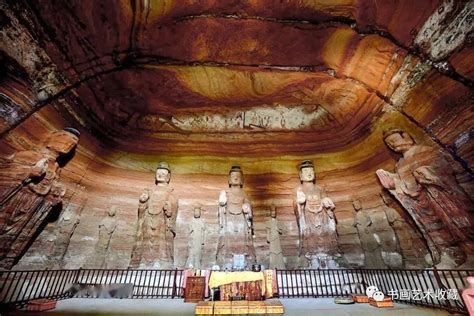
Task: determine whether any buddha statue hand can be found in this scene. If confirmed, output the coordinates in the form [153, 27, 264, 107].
[322, 197, 335, 210]
[242, 202, 251, 214]
[218, 190, 227, 206]
[29, 158, 48, 181]
[163, 201, 172, 217]
[376, 169, 395, 190]
[296, 189, 306, 205]
[51, 182, 66, 199]
[139, 190, 149, 203]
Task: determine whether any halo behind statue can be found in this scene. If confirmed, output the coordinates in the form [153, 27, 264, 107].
[63, 127, 81, 137]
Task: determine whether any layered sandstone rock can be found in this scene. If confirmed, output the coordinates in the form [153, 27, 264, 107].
[0, 1, 472, 270]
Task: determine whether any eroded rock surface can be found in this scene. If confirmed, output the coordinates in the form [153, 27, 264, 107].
[0, 1, 472, 270]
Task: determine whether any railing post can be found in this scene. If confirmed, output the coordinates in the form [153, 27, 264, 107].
[360, 269, 367, 291]
[432, 267, 447, 290]
[1, 267, 469, 313]
[275, 268, 279, 298]
[74, 268, 82, 284]
[172, 269, 178, 298]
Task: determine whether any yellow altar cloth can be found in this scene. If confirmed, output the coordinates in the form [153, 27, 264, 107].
[209, 271, 265, 290]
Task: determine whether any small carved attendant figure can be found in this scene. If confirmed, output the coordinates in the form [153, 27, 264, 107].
[88, 206, 118, 268]
[129, 189, 149, 268]
[217, 166, 256, 270]
[353, 200, 403, 268]
[353, 200, 386, 268]
[379, 193, 429, 268]
[47, 195, 82, 269]
[376, 129, 474, 267]
[186, 206, 206, 269]
[294, 160, 340, 268]
[0, 127, 80, 269]
[131, 162, 177, 268]
[265, 203, 285, 269]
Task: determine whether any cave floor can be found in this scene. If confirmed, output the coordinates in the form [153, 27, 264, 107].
[7, 298, 459, 315]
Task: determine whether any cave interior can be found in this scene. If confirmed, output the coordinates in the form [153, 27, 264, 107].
[0, 0, 473, 272]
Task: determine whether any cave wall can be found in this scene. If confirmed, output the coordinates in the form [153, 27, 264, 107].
[0, 0, 472, 270]
[3, 102, 471, 270]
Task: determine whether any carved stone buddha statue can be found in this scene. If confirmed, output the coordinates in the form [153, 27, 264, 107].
[294, 160, 340, 268]
[376, 128, 474, 267]
[130, 162, 177, 268]
[0, 127, 79, 269]
[266, 203, 285, 269]
[217, 166, 256, 270]
[186, 206, 206, 269]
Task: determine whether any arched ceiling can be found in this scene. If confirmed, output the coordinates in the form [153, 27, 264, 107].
[1, 1, 472, 271]
[1, 0, 472, 159]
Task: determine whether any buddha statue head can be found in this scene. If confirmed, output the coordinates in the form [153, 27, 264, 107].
[383, 128, 415, 154]
[352, 199, 363, 212]
[108, 205, 118, 217]
[46, 127, 80, 156]
[139, 189, 150, 203]
[270, 203, 277, 218]
[50, 181, 66, 199]
[194, 206, 202, 219]
[299, 160, 315, 184]
[155, 162, 171, 185]
[228, 165, 243, 188]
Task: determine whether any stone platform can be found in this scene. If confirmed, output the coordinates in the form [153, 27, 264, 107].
[195, 300, 284, 315]
[3, 298, 457, 316]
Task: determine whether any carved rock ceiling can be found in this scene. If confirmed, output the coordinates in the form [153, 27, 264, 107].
[1, 0, 471, 163]
[2, 1, 473, 270]
[7, 0, 453, 156]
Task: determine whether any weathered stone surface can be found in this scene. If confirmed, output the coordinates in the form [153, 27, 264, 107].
[217, 166, 256, 270]
[0, 1, 472, 271]
[353, 199, 403, 268]
[294, 160, 339, 268]
[414, 0, 473, 61]
[129, 162, 178, 269]
[449, 46, 474, 81]
[401, 70, 474, 170]
[265, 203, 285, 269]
[377, 129, 474, 268]
[379, 192, 430, 269]
[0, 128, 79, 269]
[184, 206, 206, 269]
[84, 206, 118, 269]
[45, 184, 85, 269]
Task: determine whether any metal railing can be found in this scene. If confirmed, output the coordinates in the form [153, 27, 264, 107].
[0, 268, 184, 310]
[1, 268, 472, 313]
[275, 268, 473, 314]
